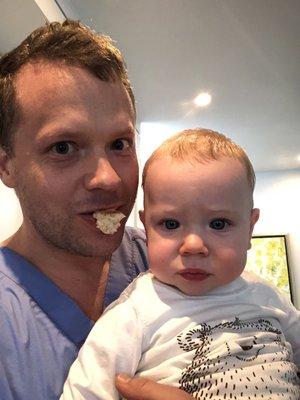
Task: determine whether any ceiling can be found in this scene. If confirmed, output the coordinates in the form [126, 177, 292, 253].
[1, 0, 299, 172]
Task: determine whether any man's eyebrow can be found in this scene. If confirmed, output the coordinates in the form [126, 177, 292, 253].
[107, 128, 137, 140]
[36, 126, 137, 143]
[36, 130, 83, 142]
[114, 125, 136, 135]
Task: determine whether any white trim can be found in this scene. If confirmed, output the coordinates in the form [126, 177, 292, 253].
[33, 0, 66, 22]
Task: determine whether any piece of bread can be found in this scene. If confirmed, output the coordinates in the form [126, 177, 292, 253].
[93, 211, 126, 235]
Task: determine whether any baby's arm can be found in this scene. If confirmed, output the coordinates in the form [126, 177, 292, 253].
[60, 296, 143, 400]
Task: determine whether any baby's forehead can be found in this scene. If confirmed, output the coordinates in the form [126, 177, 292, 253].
[146, 156, 248, 181]
[144, 157, 252, 200]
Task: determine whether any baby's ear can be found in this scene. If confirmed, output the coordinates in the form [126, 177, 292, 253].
[248, 208, 260, 249]
[0, 148, 16, 188]
[139, 210, 145, 226]
[138, 210, 147, 244]
[250, 208, 260, 230]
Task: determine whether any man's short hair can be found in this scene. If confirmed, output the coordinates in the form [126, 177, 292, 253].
[142, 128, 256, 194]
[0, 19, 135, 153]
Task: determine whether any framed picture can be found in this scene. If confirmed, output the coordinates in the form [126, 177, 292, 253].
[245, 235, 293, 303]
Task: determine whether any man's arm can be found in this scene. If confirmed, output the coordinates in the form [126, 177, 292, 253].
[115, 375, 193, 400]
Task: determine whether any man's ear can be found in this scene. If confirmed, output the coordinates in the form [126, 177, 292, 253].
[248, 208, 260, 249]
[0, 148, 16, 188]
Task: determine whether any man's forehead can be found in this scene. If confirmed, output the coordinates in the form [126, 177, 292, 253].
[14, 61, 132, 114]
[12, 61, 135, 141]
[15, 62, 92, 96]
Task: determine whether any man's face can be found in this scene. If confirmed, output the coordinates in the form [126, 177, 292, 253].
[3, 62, 138, 257]
[141, 157, 259, 296]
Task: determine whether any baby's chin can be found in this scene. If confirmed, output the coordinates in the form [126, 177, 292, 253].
[151, 273, 217, 297]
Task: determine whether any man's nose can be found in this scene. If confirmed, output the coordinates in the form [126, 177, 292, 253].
[84, 157, 121, 191]
[179, 233, 209, 256]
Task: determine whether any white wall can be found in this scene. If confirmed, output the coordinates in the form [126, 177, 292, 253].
[253, 169, 300, 309]
[0, 181, 22, 243]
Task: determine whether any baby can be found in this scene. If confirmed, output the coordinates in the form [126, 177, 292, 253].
[61, 129, 300, 399]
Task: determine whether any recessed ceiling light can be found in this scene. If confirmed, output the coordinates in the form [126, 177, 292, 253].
[194, 92, 212, 107]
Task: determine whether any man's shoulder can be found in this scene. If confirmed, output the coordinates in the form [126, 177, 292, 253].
[0, 258, 78, 400]
[105, 227, 148, 307]
[116, 226, 148, 268]
[0, 247, 92, 347]
[0, 247, 27, 295]
[0, 248, 30, 313]
[123, 226, 146, 243]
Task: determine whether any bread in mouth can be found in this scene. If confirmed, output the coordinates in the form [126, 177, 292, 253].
[93, 211, 126, 235]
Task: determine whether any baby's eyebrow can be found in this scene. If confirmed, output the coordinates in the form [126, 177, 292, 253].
[210, 210, 239, 215]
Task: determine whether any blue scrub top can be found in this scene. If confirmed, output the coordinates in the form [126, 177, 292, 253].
[0, 227, 148, 400]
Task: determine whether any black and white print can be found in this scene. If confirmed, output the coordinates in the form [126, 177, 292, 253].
[177, 317, 300, 399]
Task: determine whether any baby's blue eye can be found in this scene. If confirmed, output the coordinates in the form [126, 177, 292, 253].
[164, 220, 180, 230]
[210, 219, 228, 230]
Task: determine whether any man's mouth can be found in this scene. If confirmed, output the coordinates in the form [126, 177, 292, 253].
[93, 210, 126, 235]
[79, 204, 124, 214]
[78, 206, 126, 230]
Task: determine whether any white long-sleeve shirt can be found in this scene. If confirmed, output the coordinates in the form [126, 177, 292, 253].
[61, 271, 300, 400]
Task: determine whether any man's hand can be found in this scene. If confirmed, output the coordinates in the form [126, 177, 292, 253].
[115, 374, 193, 400]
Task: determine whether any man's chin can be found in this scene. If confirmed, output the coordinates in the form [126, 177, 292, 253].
[72, 226, 126, 258]
[37, 225, 125, 258]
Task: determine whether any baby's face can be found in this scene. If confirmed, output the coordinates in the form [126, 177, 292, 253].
[140, 157, 259, 296]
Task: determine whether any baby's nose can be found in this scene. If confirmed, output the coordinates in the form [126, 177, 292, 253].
[179, 233, 209, 256]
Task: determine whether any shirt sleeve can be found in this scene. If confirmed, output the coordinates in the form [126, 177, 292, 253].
[262, 280, 300, 367]
[60, 294, 143, 400]
[249, 273, 300, 368]
[278, 293, 300, 367]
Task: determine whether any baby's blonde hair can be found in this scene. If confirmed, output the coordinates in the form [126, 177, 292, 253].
[142, 128, 255, 194]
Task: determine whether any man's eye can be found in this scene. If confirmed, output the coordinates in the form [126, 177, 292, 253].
[111, 138, 131, 151]
[51, 142, 74, 155]
[164, 220, 180, 230]
[209, 219, 228, 230]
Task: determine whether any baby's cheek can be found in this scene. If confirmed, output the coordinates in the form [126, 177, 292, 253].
[217, 249, 246, 279]
[149, 244, 168, 266]
[148, 241, 175, 271]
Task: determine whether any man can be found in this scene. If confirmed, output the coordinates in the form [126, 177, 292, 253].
[0, 20, 192, 400]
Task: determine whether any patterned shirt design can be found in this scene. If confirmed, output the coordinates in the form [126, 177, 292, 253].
[177, 317, 299, 399]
